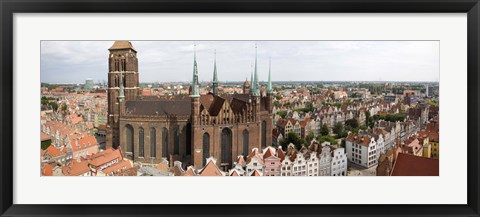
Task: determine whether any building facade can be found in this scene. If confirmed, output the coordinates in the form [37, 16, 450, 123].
[106, 41, 274, 170]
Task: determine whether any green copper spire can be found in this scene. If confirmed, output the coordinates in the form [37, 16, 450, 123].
[212, 50, 219, 95]
[191, 43, 200, 97]
[267, 57, 273, 94]
[253, 44, 260, 96]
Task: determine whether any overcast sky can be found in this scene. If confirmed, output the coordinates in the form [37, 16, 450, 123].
[41, 41, 439, 83]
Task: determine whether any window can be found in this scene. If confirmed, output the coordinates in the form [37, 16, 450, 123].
[125, 124, 134, 157]
[203, 133, 210, 165]
[221, 128, 232, 165]
[243, 129, 249, 156]
[174, 127, 179, 155]
[150, 127, 156, 158]
[186, 124, 191, 156]
[139, 127, 144, 157]
[162, 128, 168, 158]
[261, 121, 267, 148]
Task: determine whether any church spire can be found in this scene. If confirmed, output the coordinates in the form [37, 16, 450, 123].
[267, 57, 273, 94]
[253, 43, 260, 96]
[191, 43, 200, 97]
[212, 49, 219, 95]
[250, 63, 254, 93]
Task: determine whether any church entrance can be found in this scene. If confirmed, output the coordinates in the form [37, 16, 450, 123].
[221, 128, 232, 170]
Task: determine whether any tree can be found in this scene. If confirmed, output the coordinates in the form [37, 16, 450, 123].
[305, 131, 315, 144]
[61, 103, 68, 112]
[372, 113, 407, 122]
[333, 122, 345, 138]
[365, 111, 374, 129]
[280, 132, 306, 151]
[320, 123, 329, 136]
[345, 118, 359, 129]
[41, 140, 51, 150]
[316, 135, 338, 146]
[276, 111, 287, 119]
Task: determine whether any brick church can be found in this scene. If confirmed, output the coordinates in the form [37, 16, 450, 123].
[106, 41, 274, 170]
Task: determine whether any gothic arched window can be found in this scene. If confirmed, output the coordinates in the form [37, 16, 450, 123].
[203, 133, 210, 165]
[262, 120, 267, 148]
[174, 127, 179, 155]
[186, 124, 191, 156]
[125, 124, 134, 160]
[221, 128, 232, 165]
[243, 129, 249, 156]
[162, 128, 168, 158]
[150, 127, 156, 158]
[139, 127, 144, 157]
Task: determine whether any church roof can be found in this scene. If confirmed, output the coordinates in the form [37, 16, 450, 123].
[208, 96, 226, 116]
[200, 94, 215, 111]
[125, 100, 191, 116]
[199, 93, 252, 116]
[109, 41, 137, 52]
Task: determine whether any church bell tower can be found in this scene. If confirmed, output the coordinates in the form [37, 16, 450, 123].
[106, 41, 139, 150]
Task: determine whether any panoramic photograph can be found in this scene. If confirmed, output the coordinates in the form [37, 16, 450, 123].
[40, 40, 440, 176]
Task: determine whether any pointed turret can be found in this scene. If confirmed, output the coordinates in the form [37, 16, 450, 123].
[267, 57, 273, 94]
[250, 65, 254, 93]
[212, 50, 219, 95]
[253, 44, 260, 96]
[190, 44, 200, 97]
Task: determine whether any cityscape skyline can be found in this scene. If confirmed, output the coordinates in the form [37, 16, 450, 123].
[40, 40, 440, 177]
[41, 41, 440, 83]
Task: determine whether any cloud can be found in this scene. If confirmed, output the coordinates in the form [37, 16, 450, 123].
[41, 40, 439, 83]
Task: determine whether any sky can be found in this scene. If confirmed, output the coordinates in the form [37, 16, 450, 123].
[40, 41, 439, 84]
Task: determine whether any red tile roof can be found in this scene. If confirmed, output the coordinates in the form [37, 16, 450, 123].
[277, 147, 285, 162]
[88, 148, 122, 167]
[70, 135, 98, 152]
[391, 153, 439, 176]
[45, 145, 63, 157]
[263, 147, 276, 159]
[346, 133, 371, 146]
[198, 159, 224, 176]
[429, 131, 439, 143]
[62, 160, 90, 176]
[98, 124, 107, 131]
[250, 169, 262, 176]
[102, 160, 132, 175]
[181, 166, 197, 176]
[41, 164, 53, 176]
[40, 133, 51, 141]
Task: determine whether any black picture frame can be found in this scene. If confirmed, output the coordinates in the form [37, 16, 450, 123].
[1, 0, 479, 216]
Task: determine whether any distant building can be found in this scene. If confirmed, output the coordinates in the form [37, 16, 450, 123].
[383, 95, 398, 103]
[84, 78, 94, 90]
